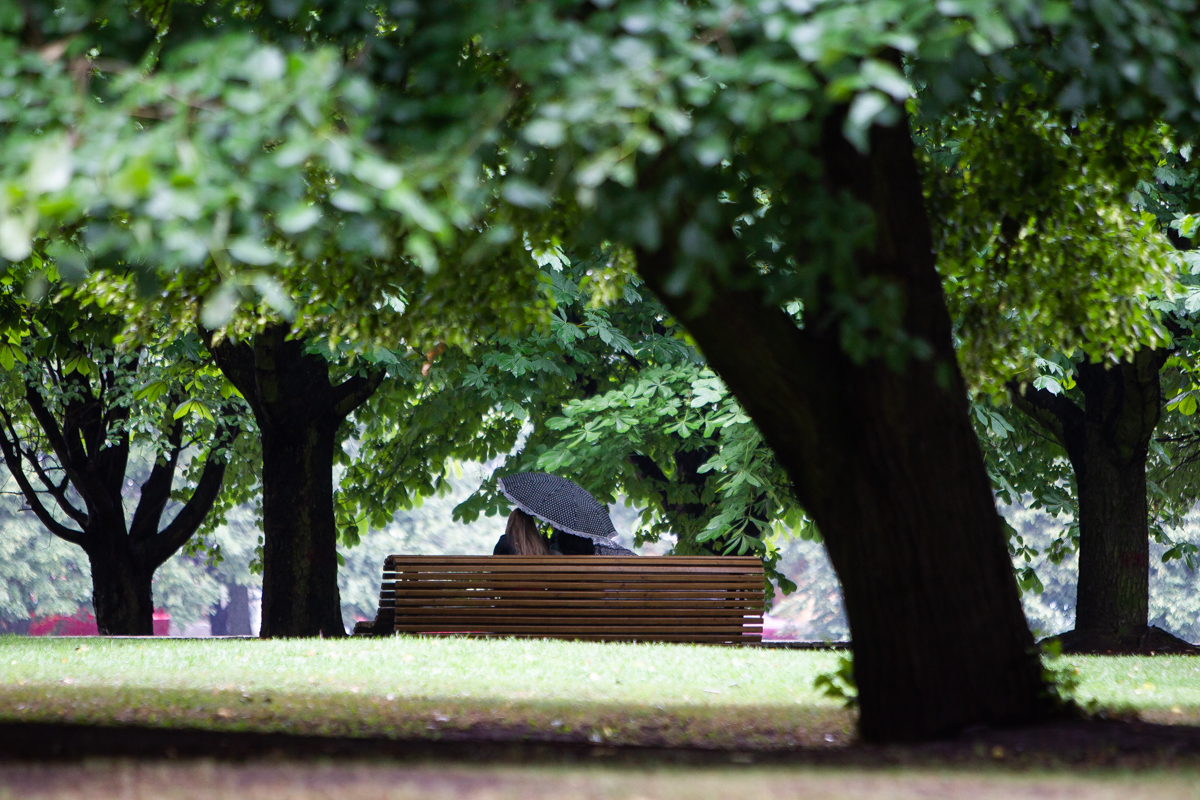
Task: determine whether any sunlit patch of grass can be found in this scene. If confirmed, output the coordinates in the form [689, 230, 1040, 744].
[0, 636, 853, 749]
[1061, 655, 1200, 724]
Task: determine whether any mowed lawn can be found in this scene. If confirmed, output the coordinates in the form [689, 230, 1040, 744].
[0, 636, 853, 749]
[1, 635, 1199, 748]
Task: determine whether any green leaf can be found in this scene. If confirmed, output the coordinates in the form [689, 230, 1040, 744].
[173, 399, 215, 421]
[1176, 393, 1198, 416]
[61, 352, 91, 376]
[228, 238, 278, 266]
[135, 381, 170, 403]
[276, 204, 322, 233]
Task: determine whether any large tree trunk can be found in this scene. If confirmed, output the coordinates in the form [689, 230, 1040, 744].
[636, 116, 1049, 741]
[259, 410, 344, 637]
[1013, 349, 1192, 652]
[87, 540, 154, 636]
[206, 324, 382, 638]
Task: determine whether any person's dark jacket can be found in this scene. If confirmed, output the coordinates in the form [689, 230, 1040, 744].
[492, 532, 591, 554]
[550, 529, 596, 554]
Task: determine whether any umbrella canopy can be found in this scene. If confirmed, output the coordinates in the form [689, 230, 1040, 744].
[498, 472, 618, 544]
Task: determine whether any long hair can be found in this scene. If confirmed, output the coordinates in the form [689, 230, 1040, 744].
[505, 509, 550, 555]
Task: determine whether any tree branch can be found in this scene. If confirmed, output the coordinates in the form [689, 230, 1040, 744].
[61, 367, 104, 464]
[0, 406, 87, 546]
[19, 445, 88, 527]
[128, 411, 185, 543]
[1006, 379, 1081, 449]
[200, 323, 262, 420]
[23, 379, 84, 477]
[22, 377, 114, 518]
[137, 414, 240, 570]
[332, 368, 385, 419]
[94, 350, 136, 497]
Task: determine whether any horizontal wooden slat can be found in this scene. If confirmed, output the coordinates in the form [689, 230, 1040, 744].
[384, 586, 763, 596]
[382, 586, 763, 594]
[386, 574, 763, 579]
[388, 571, 763, 581]
[391, 607, 758, 617]
[392, 623, 759, 634]
[386, 556, 762, 566]
[386, 564, 764, 575]
[379, 592, 765, 604]
[398, 633, 761, 644]
[387, 587, 763, 596]
[394, 623, 761, 634]
[387, 597, 764, 609]
[393, 614, 763, 623]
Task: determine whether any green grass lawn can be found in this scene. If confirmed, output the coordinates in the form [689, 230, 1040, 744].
[0, 635, 1198, 749]
[0, 636, 853, 749]
[1064, 654, 1200, 725]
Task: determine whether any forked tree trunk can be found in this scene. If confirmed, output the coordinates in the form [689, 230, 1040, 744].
[206, 324, 382, 638]
[1011, 349, 1190, 652]
[0, 354, 235, 638]
[636, 115, 1049, 741]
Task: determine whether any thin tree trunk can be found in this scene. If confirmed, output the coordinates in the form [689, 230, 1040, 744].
[226, 584, 252, 636]
[637, 115, 1049, 741]
[210, 583, 252, 636]
[87, 541, 154, 636]
[1073, 422, 1151, 638]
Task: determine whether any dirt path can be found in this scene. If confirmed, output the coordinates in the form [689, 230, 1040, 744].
[2, 760, 1199, 800]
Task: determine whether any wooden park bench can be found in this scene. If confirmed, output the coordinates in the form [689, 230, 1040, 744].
[352, 555, 765, 644]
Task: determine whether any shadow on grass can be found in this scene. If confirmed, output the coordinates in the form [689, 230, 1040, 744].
[0, 683, 853, 750]
[6, 685, 1200, 772]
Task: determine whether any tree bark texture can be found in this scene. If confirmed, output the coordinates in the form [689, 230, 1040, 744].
[0, 357, 234, 636]
[87, 543, 155, 636]
[1011, 348, 1168, 647]
[636, 116, 1049, 741]
[207, 324, 382, 638]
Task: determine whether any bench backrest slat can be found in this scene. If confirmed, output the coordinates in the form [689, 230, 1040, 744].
[355, 555, 765, 644]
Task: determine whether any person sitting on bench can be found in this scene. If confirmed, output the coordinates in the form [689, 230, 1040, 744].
[493, 473, 637, 555]
[492, 508, 631, 555]
[492, 509, 551, 555]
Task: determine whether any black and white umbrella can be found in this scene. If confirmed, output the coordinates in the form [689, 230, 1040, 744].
[498, 472, 619, 545]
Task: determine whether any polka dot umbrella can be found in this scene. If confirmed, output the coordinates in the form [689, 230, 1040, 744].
[497, 472, 620, 546]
